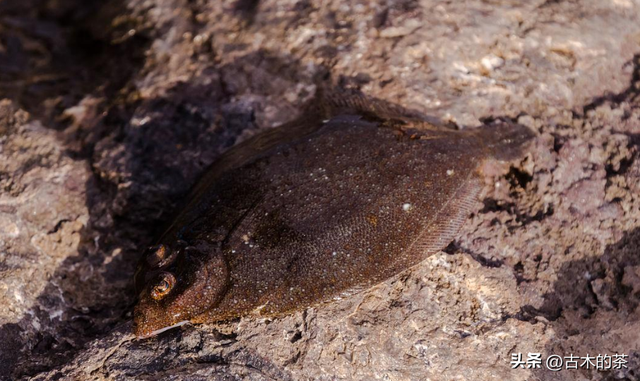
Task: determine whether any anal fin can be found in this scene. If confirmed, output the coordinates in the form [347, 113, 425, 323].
[405, 174, 482, 260]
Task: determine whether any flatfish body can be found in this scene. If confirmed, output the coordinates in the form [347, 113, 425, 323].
[133, 95, 534, 338]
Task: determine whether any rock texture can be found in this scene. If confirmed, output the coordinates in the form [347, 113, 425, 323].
[1, 0, 639, 380]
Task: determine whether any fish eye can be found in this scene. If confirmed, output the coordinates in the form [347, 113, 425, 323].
[146, 244, 178, 268]
[150, 272, 176, 300]
[146, 244, 167, 267]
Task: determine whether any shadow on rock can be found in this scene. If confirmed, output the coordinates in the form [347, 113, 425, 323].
[1, 44, 328, 378]
[583, 53, 640, 114]
[0, 0, 150, 125]
[520, 228, 640, 380]
[0, 0, 150, 378]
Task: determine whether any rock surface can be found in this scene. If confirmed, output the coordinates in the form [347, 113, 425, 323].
[1, 0, 640, 380]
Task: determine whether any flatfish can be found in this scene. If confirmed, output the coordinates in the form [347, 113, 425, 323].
[133, 94, 534, 338]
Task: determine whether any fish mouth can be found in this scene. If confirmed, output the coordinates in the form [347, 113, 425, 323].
[134, 320, 190, 339]
[133, 297, 191, 339]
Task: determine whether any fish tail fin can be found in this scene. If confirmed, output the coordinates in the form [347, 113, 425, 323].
[470, 121, 536, 161]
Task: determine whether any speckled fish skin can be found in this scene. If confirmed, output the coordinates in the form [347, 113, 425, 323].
[133, 95, 534, 338]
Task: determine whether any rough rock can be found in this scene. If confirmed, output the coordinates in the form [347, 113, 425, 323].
[1, 0, 640, 380]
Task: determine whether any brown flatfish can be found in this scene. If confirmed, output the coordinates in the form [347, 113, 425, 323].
[133, 94, 534, 338]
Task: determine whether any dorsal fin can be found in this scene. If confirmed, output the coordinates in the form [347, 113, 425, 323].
[311, 87, 454, 131]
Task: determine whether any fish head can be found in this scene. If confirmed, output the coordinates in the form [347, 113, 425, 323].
[133, 241, 229, 338]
